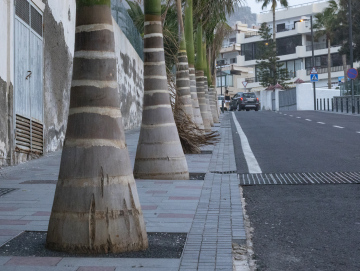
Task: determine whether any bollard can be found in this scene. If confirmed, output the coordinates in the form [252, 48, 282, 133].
[324, 99, 326, 111]
[358, 98, 360, 114]
[317, 99, 319, 110]
[346, 99, 349, 113]
[320, 99, 322, 111]
[327, 98, 330, 111]
[341, 98, 343, 112]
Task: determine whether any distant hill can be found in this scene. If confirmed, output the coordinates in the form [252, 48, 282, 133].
[227, 6, 256, 28]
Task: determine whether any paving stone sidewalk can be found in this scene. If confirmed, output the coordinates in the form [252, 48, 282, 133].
[0, 113, 246, 271]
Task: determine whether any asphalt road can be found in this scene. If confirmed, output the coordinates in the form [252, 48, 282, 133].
[231, 111, 360, 271]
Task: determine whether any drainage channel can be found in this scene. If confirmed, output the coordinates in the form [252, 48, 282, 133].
[239, 172, 360, 185]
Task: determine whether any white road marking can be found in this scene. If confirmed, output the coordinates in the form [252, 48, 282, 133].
[232, 113, 262, 174]
[333, 125, 344, 129]
[296, 117, 301, 119]
[284, 114, 287, 115]
[317, 122, 325, 124]
[357, 132, 360, 134]
[289, 115, 293, 117]
[305, 119, 312, 121]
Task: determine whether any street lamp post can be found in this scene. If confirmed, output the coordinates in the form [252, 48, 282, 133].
[348, 0, 355, 113]
[310, 15, 316, 111]
[217, 65, 226, 113]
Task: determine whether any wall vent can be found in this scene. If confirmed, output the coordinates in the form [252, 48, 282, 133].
[15, 115, 43, 155]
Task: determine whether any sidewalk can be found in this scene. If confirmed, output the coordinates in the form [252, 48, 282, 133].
[0, 113, 246, 271]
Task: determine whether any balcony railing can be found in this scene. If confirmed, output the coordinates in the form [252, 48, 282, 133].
[306, 42, 327, 51]
[245, 31, 260, 38]
[277, 25, 295, 33]
[306, 65, 350, 75]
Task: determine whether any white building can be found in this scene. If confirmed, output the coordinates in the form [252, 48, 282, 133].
[217, 0, 358, 95]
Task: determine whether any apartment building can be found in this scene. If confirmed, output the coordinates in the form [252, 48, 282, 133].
[216, 0, 357, 95]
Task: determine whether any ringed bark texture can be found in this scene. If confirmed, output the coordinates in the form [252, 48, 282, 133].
[209, 85, 219, 123]
[203, 76, 214, 127]
[189, 65, 204, 129]
[176, 45, 194, 121]
[46, 2, 148, 253]
[196, 70, 212, 131]
[133, 1, 189, 180]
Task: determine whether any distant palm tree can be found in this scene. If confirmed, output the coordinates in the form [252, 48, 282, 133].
[134, 0, 189, 180]
[256, 0, 288, 78]
[314, 0, 338, 89]
[46, 0, 148, 253]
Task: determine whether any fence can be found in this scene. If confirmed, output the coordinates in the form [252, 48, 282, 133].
[317, 96, 360, 114]
[340, 79, 360, 96]
[279, 88, 297, 111]
[111, 0, 144, 60]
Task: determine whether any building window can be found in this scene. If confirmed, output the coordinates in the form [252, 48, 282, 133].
[305, 53, 344, 69]
[230, 58, 237, 64]
[277, 23, 285, 32]
[276, 35, 302, 56]
[216, 71, 234, 87]
[229, 37, 236, 43]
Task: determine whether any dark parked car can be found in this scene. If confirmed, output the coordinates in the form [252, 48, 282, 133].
[229, 92, 260, 111]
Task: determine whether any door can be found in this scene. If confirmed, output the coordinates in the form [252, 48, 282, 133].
[14, 0, 43, 154]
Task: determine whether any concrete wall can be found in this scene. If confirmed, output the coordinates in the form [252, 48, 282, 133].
[296, 83, 340, 110]
[0, 0, 144, 166]
[0, 0, 14, 166]
[258, 83, 340, 111]
[113, 18, 143, 130]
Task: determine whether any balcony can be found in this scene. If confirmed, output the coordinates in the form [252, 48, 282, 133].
[306, 65, 350, 75]
[245, 31, 260, 38]
[220, 43, 241, 53]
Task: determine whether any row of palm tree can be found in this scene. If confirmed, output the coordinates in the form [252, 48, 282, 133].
[46, 0, 239, 254]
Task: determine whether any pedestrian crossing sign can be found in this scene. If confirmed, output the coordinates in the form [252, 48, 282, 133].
[310, 74, 318, 82]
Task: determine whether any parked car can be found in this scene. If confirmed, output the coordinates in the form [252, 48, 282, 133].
[230, 92, 260, 111]
[229, 92, 243, 111]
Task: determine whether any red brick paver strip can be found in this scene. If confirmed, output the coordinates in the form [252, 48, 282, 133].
[0, 220, 30, 225]
[5, 256, 62, 266]
[158, 213, 194, 218]
[77, 267, 116, 271]
[169, 196, 200, 200]
[141, 205, 158, 210]
[0, 207, 19, 212]
[145, 190, 167, 194]
[0, 229, 23, 236]
[175, 186, 203, 189]
[32, 211, 51, 216]
[154, 181, 174, 184]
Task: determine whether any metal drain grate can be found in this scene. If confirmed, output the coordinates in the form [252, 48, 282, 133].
[239, 172, 360, 185]
[0, 188, 18, 197]
[210, 170, 237, 174]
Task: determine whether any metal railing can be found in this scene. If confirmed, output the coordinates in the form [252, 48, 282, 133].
[306, 42, 327, 51]
[277, 25, 295, 33]
[245, 31, 260, 38]
[111, 0, 144, 60]
[260, 0, 329, 14]
[306, 65, 349, 75]
[322, 96, 360, 114]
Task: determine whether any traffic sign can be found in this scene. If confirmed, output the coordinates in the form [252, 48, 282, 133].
[310, 67, 318, 74]
[347, 68, 358, 80]
[242, 81, 248, 88]
[310, 74, 319, 82]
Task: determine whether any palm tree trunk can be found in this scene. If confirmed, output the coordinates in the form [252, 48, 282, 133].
[185, 0, 204, 130]
[272, 2, 277, 85]
[46, 0, 148, 253]
[206, 47, 219, 123]
[175, 0, 194, 121]
[327, 37, 331, 89]
[202, 44, 214, 127]
[134, 0, 189, 180]
[195, 24, 212, 132]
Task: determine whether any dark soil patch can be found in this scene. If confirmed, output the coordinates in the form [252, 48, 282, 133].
[0, 231, 187, 258]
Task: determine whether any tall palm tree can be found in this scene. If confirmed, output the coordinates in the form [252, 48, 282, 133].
[205, 50, 219, 123]
[256, 0, 288, 78]
[46, 0, 148, 253]
[185, 0, 205, 130]
[202, 43, 214, 127]
[175, 0, 194, 121]
[195, 24, 212, 132]
[314, 0, 338, 89]
[134, 0, 189, 180]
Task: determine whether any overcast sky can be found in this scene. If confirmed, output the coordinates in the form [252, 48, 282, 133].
[245, 0, 320, 14]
